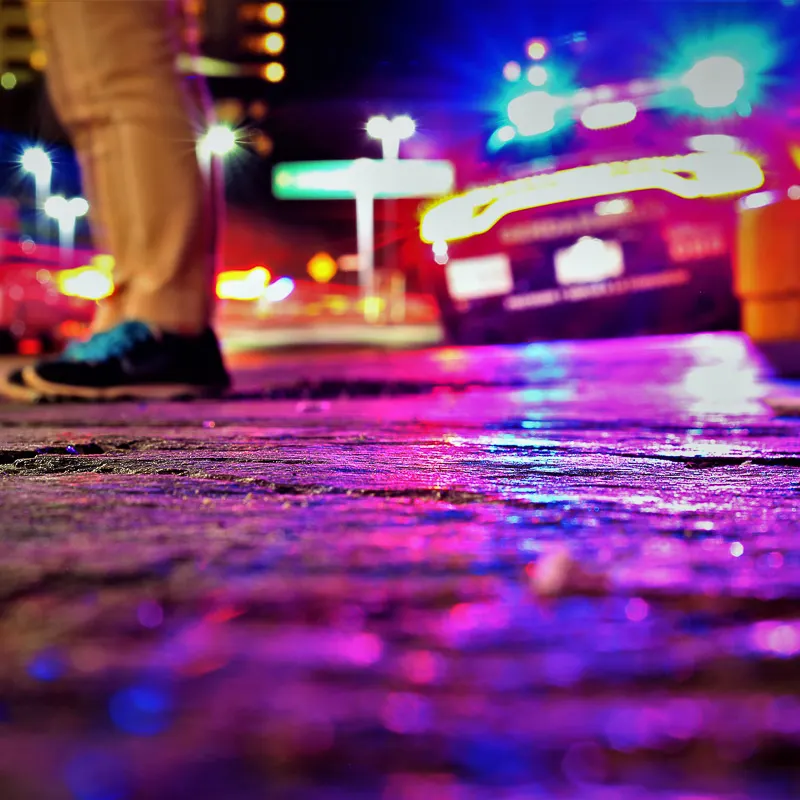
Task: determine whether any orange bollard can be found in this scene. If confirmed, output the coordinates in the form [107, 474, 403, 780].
[735, 195, 800, 374]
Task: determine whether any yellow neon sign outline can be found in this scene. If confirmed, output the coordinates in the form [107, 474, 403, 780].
[420, 152, 764, 244]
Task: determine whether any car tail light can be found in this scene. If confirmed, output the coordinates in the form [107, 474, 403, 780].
[18, 338, 43, 356]
[664, 223, 728, 262]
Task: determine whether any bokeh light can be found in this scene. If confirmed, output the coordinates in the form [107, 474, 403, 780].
[201, 125, 237, 157]
[580, 100, 638, 130]
[662, 24, 781, 117]
[527, 39, 548, 60]
[688, 133, 740, 152]
[262, 2, 285, 24]
[27, 649, 65, 682]
[216, 266, 271, 301]
[527, 65, 548, 86]
[137, 600, 164, 629]
[263, 276, 295, 302]
[109, 685, 172, 736]
[262, 32, 285, 54]
[503, 61, 522, 82]
[682, 55, 745, 108]
[29, 49, 47, 71]
[507, 90, 560, 137]
[307, 252, 338, 283]
[262, 62, 285, 83]
[57, 266, 114, 301]
[21, 146, 51, 179]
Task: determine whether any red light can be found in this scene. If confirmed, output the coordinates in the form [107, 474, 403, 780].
[18, 338, 42, 356]
[57, 320, 88, 339]
[666, 225, 728, 263]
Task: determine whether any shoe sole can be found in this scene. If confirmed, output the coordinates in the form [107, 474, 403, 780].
[22, 366, 229, 401]
[764, 396, 800, 416]
[0, 372, 41, 403]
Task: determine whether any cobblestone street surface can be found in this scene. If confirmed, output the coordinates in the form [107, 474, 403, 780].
[1, 333, 800, 799]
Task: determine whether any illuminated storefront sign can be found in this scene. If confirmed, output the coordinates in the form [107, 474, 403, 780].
[420, 152, 764, 243]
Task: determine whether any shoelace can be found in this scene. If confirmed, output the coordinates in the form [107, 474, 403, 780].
[64, 321, 154, 363]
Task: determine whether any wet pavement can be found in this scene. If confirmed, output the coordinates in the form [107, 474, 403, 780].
[1, 333, 800, 800]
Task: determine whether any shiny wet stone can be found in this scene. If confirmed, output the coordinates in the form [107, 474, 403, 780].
[0, 334, 799, 799]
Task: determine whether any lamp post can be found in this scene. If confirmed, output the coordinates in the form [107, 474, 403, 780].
[44, 196, 89, 265]
[363, 115, 416, 322]
[198, 124, 237, 221]
[21, 147, 52, 242]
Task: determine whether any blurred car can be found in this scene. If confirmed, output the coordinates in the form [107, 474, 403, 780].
[0, 238, 95, 354]
[418, 25, 800, 345]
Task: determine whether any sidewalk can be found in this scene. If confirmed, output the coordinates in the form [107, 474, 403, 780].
[1, 333, 799, 799]
[220, 321, 443, 352]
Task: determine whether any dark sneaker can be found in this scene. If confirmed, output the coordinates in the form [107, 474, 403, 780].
[22, 321, 231, 400]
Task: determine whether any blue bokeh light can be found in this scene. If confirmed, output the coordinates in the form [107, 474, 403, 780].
[109, 685, 172, 736]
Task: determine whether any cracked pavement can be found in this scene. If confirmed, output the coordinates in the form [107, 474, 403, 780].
[1, 333, 800, 799]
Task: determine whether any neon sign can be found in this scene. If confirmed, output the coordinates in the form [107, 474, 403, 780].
[420, 152, 764, 244]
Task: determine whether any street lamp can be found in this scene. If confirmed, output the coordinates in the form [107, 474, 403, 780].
[21, 146, 52, 241]
[197, 124, 239, 202]
[199, 124, 237, 159]
[364, 115, 416, 322]
[44, 195, 89, 265]
[366, 114, 416, 160]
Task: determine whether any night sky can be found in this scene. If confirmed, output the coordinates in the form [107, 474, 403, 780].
[2, 0, 799, 219]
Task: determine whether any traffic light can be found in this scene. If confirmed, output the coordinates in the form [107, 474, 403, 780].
[238, 2, 285, 82]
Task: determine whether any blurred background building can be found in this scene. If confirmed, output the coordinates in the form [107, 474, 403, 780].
[0, 0, 37, 88]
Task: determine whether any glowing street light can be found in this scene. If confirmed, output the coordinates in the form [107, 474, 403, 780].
[21, 146, 51, 183]
[198, 125, 238, 189]
[200, 124, 237, 158]
[366, 114, 416, 160]
[21, 146, 52, 241]
[44, 195, 89, 264]
[682, 55, 745, 109]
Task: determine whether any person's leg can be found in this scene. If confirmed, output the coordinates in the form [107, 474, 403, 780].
[3, 0, 229, 400]
[27, 0, 216, 333]
[24, 0, 124, 332]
